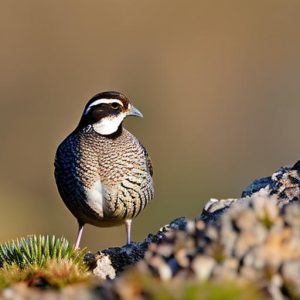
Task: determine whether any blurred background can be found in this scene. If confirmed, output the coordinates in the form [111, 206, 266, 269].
[0, 0, 300, 250]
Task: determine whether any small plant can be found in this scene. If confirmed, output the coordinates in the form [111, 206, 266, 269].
[0, 235, 91, 289]
[0, 235, 86, 268]
[0, 264, 29, 289]
[42, 258, 92, 288]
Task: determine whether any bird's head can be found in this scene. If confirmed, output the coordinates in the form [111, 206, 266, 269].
[77, 91, 143, 135]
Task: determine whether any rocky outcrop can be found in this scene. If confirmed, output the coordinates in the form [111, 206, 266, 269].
[201, 160, 300, 224]
[84, 217, 189, 279]
[87, 161, 300, 299]
[135, 192, 300, 299]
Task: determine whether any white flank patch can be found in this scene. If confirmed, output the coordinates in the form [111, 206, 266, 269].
[84, 98, 124, 115]
[92, 112, 126, 135]
[86, 180, 104, 217]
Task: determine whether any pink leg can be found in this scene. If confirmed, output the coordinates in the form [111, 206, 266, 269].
[125, 219, 132, 244]
[75, 222, 84, 249]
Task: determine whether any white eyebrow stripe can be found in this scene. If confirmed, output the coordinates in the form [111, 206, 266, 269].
[85, 98, 124, 114]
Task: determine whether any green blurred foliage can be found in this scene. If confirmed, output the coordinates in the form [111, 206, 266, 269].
[0, 0, 300, 250]
[114, 271, 263, 300]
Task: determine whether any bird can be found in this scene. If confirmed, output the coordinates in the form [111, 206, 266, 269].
[54, 91, 154, 249]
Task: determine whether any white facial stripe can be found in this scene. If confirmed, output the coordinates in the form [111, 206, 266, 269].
[85, 98, 124, 114]
[92, 112, 126, 135]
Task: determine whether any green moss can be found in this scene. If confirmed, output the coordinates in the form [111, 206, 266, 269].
[210, 243, 226, 263]
[0, 264, 29, 289]
[42, 259, 92, 288]
[0, 235, 86, 268]
[0, 235, 91, 289]
[114, 271, 263, 300]
[259, 214, 274, 229]
[182, 281, 263, 300]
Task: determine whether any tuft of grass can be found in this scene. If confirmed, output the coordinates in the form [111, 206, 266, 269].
[43, 258, 92, 288]
[0, 235, 86, 269]
[0, 264, 29, 289]
[0, 235, 91, 289]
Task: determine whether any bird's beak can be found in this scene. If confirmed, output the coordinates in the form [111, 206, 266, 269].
[126, 105, 144, 118]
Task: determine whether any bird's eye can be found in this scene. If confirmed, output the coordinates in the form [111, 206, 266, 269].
[111, 102, 119, 109]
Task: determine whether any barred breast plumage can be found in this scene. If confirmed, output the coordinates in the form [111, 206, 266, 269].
[54, 91, 154, 248]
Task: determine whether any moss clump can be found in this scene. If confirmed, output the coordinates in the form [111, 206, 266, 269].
[0, 235, 91, 289]
[0, 264, 28, 289]
[41, 258, 92, 288]
[0, 235, 85, 268]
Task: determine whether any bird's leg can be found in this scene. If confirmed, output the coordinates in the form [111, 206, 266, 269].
[75, 222, 84, 250]
[125, 219, 132, 244]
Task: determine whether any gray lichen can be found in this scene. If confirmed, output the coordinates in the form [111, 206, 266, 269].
[114, 192, 300, 299]
[86, 161, 300, 299]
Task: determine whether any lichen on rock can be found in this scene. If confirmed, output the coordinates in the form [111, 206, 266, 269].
[114, 192, 300, 299]
[88, 161, 300, 299]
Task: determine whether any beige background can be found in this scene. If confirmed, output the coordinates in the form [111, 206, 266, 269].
[0, 0, 300, 250]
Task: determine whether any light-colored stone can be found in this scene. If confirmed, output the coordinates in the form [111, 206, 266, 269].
[93, 254, 116, 280]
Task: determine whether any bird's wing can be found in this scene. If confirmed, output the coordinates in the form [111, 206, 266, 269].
[140, 143, 153, 177]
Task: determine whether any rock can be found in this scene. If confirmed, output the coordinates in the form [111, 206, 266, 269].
[88, 161, 300, 299]
[242, 160, 300, 203]
[92, 254, 116, 280]
[191, 255, 215, 280]
[1, 283, 97, 300]
[200, 161, 300, 224]
[84, 217, 189, 279]
[118, 192, 300, 299]
[200, 198, 238, 224]
[241, 176, 272, 198]
[281, 260, 300, 296]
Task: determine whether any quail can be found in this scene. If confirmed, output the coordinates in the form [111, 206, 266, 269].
[54, 91, 154, 249]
